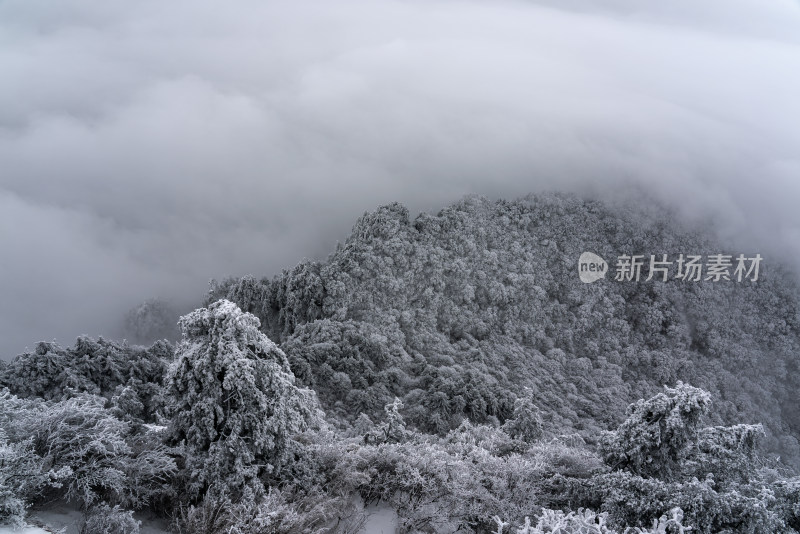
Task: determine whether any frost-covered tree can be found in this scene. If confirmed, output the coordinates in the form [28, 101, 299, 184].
[0, 336, 172, 422]
[691, 423, 765, 486]
[384, 397, 409, 443]
[364, 397, 411, 444]
[502, 388, 544, 444]
[601, 382, 711, 479]
[593, 385, 798, 531]
[0, 428, 40, 527]
[281, 319, 406, 423]
[166, 300, 321, 500]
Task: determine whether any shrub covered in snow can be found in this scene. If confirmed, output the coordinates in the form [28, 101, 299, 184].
[81, 503, 141, 534]
[0, 430, 35, 527]
[0, 389, 176, 515]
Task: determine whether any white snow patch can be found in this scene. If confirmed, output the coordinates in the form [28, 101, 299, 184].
[0, 502, 170, 534]
[359, 502, 398, 534]
[0, 527, 50, 534]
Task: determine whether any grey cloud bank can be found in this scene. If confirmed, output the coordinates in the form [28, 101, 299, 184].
[1, 0, 799, 357]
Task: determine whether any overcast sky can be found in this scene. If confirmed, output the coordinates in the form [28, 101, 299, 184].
[1, 0, 799, 357]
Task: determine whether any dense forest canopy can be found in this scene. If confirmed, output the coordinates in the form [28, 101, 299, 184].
[210, 193, 800, 466]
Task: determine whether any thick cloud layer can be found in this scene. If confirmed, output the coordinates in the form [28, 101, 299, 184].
[1, 0, 799, 357]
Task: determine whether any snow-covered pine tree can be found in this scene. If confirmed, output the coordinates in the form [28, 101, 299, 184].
[502, 388, 544, 444]
[166, 300, 321, 500]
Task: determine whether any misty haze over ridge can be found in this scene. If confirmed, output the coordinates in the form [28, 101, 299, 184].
[1, 0, 799, 358]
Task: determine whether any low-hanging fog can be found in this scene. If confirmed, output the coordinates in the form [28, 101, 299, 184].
[1, 0, 798, 358]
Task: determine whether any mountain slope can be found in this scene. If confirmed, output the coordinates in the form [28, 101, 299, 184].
[211, 193, 800, 467]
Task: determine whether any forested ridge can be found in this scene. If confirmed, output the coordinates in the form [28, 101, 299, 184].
[211, 193, 800, 465]
[2, 192, 800, 533]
